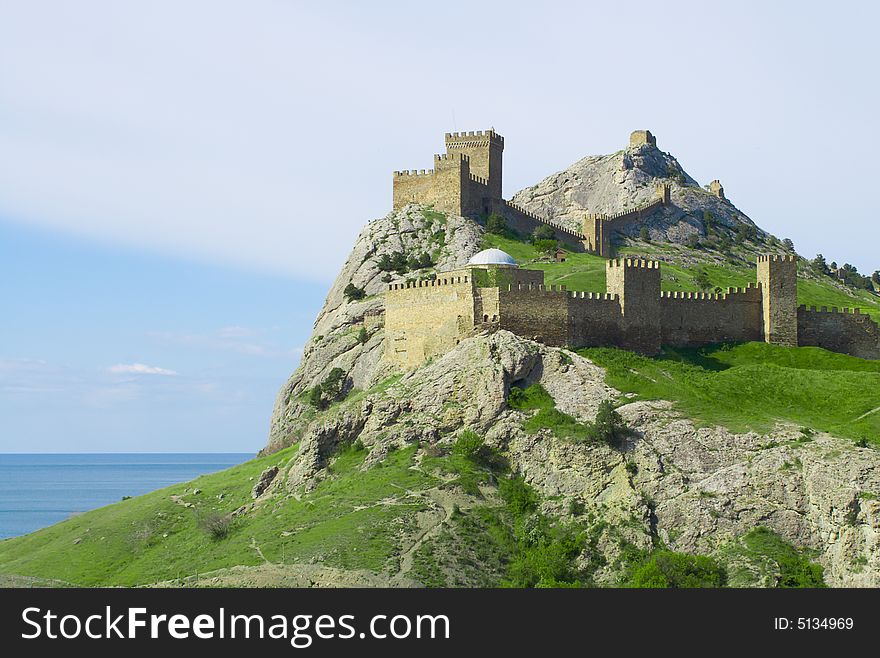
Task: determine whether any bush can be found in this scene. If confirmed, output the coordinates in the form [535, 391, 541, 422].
[532, 225, 556, 242]
[593, 400, 627, 447]
[453, 430, 485, 460]
[486, 213, 508, 235]
[686, 233, 701, 249]
[357, 327, 368, 344]
[306, 367, 348, 409]
[533, 239, 558, 256]
[377, 251, 409, 273]
[198, 513, 233, 540]
[499, 476, 538, 516]
[693, 270, 712, 291]
[628, 551, 726, 588]
[343, 283, 365, 301]
[639, 226, 650, 242]
[407, 251, 433, 270]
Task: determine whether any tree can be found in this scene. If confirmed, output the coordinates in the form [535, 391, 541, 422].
[532, 225, 556, 242]
[486, 213, 508, 235]
[639, 226, 651, 242]
[872, 271, 880, 285]
[592, 400, 627, 447]
[782, 238, 795, 251]
[533, 239, 558, 256]
[811, 254, 829, 275]
[343, 283, 365, 301]
[686, 233, 701, 249]
[407, 251, 433, 270]
[829, 261, 838, 271]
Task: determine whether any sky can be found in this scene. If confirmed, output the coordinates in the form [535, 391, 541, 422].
[1, 0, 878, 452]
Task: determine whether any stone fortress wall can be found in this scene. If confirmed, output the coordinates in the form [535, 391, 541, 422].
[384, 255, 880, 369]
[392, 128, 671, 257]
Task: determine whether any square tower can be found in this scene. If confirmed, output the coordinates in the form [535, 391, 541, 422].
[606, 258, 662, 354]
[445, 129, 504, 200]
[756, 254, 798, 346]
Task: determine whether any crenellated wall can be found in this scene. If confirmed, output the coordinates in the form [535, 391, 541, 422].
[383, 256, 880, 368]
[660, 284, 763, 346]
[798, 306, 880, 360]
[384, 275, 476, 369]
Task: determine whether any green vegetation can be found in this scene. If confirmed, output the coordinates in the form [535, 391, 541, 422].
[305, 367, 347, 410]
[507, 384, 627, 446]
[343, 283, 365, 301]
[484, 228, 880, 322]
[626, 550, 727, 588]
[0, 445, 436, 586]
[716, 527, 826, 587]
[581, 343, 880, 444]
[486, 212, 508, 235]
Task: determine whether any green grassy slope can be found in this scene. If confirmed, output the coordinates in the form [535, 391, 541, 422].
[581, 343, 880, 444]
[0, 445, 434, 586]
[483, 232, 880, 322]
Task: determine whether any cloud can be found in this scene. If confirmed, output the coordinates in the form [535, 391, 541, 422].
[107, 363, 177, 376]
[148, 328, 301, 359]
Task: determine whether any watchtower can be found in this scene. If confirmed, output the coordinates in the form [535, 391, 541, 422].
[709, 180, 725, 199]
[445, 129, 504, 199]
[629, 130, 656, 148]
[756, 254, 798, 346]
[606, 258, 662, 353]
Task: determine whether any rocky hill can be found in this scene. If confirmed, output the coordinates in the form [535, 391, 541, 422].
[510, 137, 762, 245]
[2, 139, 878, 589]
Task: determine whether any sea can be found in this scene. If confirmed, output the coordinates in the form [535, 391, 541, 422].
[0, 453, 251, 540]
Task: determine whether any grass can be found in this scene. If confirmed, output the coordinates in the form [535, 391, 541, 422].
[581, 342, 880, 444]
[0, 444, 435, 586]
[715, 526, 826, 587]
[483, 230, 880, 322]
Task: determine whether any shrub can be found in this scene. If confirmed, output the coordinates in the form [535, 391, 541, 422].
[593, 400, 627, 447]
[407, 251, 433, 270]
[693, 270, 712, 291]
[628, 551, 726, 588]
[306, 367, 348, 409]
[568, 499, 585, 516]
[499, 476, 538, 516]
[532, 225, 556, 242]
[686, 233, 701, 249]
[357, 327, 368, 344]
[343, 283, 365, 301]
[486, 213, 508, 235]
[639, 226, 650, 242]
[199, 513, 233, 540]
[453, 430, 485, 460]
[533, 239, 558, 256]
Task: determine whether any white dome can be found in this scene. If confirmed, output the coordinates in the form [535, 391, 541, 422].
[467, 248, 517, 267]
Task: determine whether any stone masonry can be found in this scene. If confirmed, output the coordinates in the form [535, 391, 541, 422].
[393, 129, 671, 257]
[384, 255, 880, 368]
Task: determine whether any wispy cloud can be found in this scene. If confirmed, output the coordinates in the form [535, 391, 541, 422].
[148, 327, 300, 359]
[107, 363, 177, 376]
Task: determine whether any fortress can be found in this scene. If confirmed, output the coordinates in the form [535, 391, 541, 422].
[384, 251, 880, 368]
[393, 128, 671, 257]
[384, 128, 880, 367]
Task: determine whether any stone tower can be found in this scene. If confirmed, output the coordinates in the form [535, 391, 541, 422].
[606, 258, 662, 354]
[756, 254, 798, 346]
[709, 179, 725, 199]
[629, 130, 656, 148]
[445, 129, 504, 199]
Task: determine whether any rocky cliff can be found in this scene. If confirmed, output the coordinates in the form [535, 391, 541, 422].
[264, 329, 879, 586]
[510, 140, 762, 245]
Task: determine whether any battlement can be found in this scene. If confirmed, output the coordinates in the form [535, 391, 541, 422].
[387, 275, 470, 291]
[434, 152, 470, 164]
[607, 258, 661, 269]
[393, 169, 437, 177]
[756, 254, 797, 263]
[445, 129, 504, 145]
[800, 305, 862, 314]
[502, 200, 585, 239]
